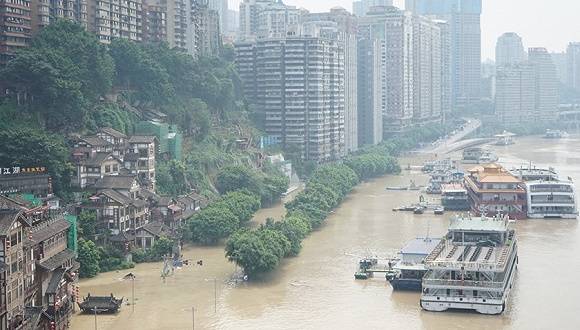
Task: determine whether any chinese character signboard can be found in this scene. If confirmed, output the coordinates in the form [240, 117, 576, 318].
[0, 166, 47, 176]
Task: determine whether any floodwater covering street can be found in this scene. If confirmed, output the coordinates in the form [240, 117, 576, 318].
[71, 136, 580, 330]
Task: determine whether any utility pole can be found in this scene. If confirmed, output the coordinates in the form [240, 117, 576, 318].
[214, 278, 217, 313]
[94, 308, 97, 330]
[132, 275, 135, 313]
[192, 306, 195, 330]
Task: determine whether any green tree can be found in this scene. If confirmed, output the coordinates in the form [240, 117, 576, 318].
[225, 229, 289, 277]
[0, 127, 73, 196]
[188, 206, 240, 244]
[151, 236, 174, 259]
[1, 20, 114, 132]
[78, 239, 101, 278]
[216, 191, 261, 224]
[78, 210, 97, 239]
[109, 39, 174, 104]
[216, 165, 261, 195]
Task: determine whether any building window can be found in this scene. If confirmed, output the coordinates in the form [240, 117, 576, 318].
[105, 165, 111, 173]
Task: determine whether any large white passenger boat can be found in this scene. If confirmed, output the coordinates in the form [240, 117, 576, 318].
[526, 181, 578, 219]
[420, 214, 518, 315]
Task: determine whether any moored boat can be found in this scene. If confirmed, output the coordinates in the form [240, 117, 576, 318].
[420, 214, 518, 315]
[386, 238, 441, 291]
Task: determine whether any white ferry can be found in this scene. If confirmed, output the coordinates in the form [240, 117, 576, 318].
[420, 214, 518, 315]
[526, 181, 578, 219]
[462, 147, 498, 164]
[544, 129, 569, 139]
[510, 165, 559, 182]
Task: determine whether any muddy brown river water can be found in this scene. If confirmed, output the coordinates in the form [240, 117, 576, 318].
[71, 136, 580, 330]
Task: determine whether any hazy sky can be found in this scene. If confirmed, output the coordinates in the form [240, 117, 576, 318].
[230, 0, 580, 60]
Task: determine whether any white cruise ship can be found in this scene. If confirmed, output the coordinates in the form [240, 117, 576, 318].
[420, 214, 518, 315]
[526, 181, 578, 219]
[510, 165, 559, 182]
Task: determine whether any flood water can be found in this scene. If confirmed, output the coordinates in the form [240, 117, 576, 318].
[71, 136, 580, 330]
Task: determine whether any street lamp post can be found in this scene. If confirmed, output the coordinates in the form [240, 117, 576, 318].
[204, 278, 217, 313]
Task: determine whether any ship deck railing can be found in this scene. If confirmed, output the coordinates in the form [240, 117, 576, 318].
[422, 278, 505, 290]
[425, 236, 516, 271]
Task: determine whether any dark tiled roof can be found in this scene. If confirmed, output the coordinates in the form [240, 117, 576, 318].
[109, 231, 135, 242]
[139, 189, 159, 201]
[99, 189, 131, 205]
[157, 197, 172, 207]
[123, 153, 140, 162]
[0, 209, 30, 236]
[94, 175, 137, 190]
[131, 199, 148, 208]
[80, 136, 111, 147]
[38, 249, 76, 271]
[28, 218, 70, 246]
[80, 153, 120, 166]
[141, 222, 173, 238]
[79, 295, 123, 311]
[45, 268, 66, 295]
[100, 127, 127, 139]
[129, 136, 156, 144]
[0, 195, 27, 210]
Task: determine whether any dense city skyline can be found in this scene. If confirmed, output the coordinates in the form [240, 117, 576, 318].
[232, 0, 579, 60]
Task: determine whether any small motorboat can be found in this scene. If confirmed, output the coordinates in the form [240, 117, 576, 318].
[413, 207, 425, 215]
[386, 186, 408, 191]
[354, 272, 370, 280]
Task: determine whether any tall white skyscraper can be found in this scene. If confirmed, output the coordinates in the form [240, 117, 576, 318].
[529, 48, 559, 122]
[406, 0, 482, 110]
[353, 0, 393, 16]
[496, 32, 526, 67]
[567, 42, 580, 91]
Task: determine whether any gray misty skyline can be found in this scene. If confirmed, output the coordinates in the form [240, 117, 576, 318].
[231, 0, 579, 60]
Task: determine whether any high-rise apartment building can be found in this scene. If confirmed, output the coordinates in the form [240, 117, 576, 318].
[435, 19, 452, 117]
[406, 0, 482, 110]
[551, 52, 568, 85]
[88, 0, 144, 43]
[495, 32, 525, 67]
[238, 0, 301, 41]
[529, 47, 559, 122]
[383, 7, 414, 133]
[495, 63, 535, 125]
[567, 42, 580, 91]
[143, 1, 168, 43]
[208, 0, 228, 33]
[413, 15, 442, 123]
[235, 33, 345, 161]
[352, 0, 392, 16]
[31, 0, 89, 32]
[196, 0, 221, 57]
[495, 48, 559, 125]
[356, 33, 383, 146]
[303, 7, 358, 153]
[0, 0, 32, 65]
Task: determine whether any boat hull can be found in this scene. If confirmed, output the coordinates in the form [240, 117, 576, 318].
[528, 213, 578, 219]
[420, 299, 505, 315]
[389, 278, 422, 291]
